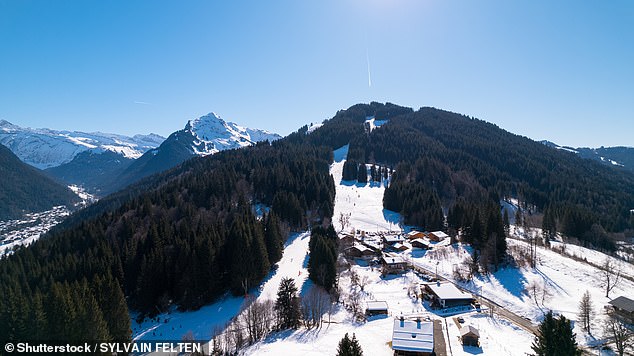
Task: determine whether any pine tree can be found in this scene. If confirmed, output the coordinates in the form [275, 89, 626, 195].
[357, 164, 367, 183]
[275, 277, 301, 329]
[542, 204, 556, 246]
[532, 311, 581, 356]
[577, 290, 592, 334]
[264, 212, 284, 264]
[336, 333, 363, 356]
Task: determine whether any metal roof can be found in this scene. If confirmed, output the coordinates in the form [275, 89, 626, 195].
[366, 301, 389, 311]
[609, 296, 634, 313]
[427, 282, 473, 300]
[391, 319, 434, 353]
[460, 325, 480, 338]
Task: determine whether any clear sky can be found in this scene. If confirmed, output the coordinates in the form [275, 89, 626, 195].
[1, 0, 632, 147]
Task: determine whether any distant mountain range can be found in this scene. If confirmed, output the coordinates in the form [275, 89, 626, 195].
[1, 113, 280, 196]
[540, 140, 634, 172]
[0, 119, 164, 169]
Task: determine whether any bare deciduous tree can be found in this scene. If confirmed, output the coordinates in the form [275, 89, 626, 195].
[346, 289, 364, 321]
[338, 212, 351, 232]
[602, 257, 622, 298]
[241, 296, 274, 343]
[525, 280, 551, 311]
[604, 317, 633, 356]
[358, 275, 369, 292]
[577, 290, 593, 333]
[301, 286, 331, 329]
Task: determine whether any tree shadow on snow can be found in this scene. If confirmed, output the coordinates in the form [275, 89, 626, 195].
[382, 209, 401, 226]
[488, 268, 528, 299]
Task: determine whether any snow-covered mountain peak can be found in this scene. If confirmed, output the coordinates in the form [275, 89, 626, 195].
[179, 112, 281, 156]
[0, 119, 20, 131]
[186, 112, 233, 141]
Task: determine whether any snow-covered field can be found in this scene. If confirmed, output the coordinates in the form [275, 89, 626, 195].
[331, 144, 400, 233]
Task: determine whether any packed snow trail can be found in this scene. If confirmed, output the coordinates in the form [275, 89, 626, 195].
[331, 145, 401, 232]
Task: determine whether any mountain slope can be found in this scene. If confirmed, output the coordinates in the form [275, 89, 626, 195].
[301, 103, 634, 245]
[107, 112, 281, 193]
[0, 119, 164, 169]
[0, 143, 79, 220]
[44, 150, 134, 194]
[541, 141, 634, 172]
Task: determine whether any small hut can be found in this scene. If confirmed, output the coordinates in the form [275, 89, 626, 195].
[460, 325, 480, 346]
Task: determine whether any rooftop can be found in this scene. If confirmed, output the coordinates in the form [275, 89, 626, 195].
[411, 238, 430, 246]
[366, 301, 389, 311]
[392, 318, 434, 353]
[384, 235, 405, 243]
[430, 231, 449, 239]
[609, 296, 634, 313]
[460, 325, 480, 338]
[348, 244, 372, 253]
[426, 282, 473, 301]
[382, 255, 407, 265]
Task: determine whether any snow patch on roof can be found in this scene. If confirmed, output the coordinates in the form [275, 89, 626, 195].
[392, 319, 434, 353]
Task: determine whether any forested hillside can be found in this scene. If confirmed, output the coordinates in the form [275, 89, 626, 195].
[301, 103, 634, 252]
[0, 140, 335, 343]
[0, 143, 79, 220]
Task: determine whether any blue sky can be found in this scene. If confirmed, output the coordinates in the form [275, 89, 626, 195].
[0, 0, 632, 147]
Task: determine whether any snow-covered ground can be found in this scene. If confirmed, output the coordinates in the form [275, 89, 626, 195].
[331, 144, 401, 233]
[409, 237, 634, 351]
[364, 116, 388, 133]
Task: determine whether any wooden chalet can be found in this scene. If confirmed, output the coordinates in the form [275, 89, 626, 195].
[365, 301, 389, 316]
[428, 231, 449, 242]
[608, 296, 634, 323]
[383, 235, 406, 245]
[346, 244, 375, 259]
[381, 254, 408, 274]
[392, 242, 409, 252]
[459, 325, 480, 346]
[339, 233, 356, 247]
[406, 230, 426, 240]
[410, 238, 430, 249]
[423, 282, 474, 308]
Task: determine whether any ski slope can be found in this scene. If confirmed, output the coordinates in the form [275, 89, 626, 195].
[331, 145, 401, 232]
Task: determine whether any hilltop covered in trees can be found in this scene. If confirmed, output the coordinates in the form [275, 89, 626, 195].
[303, 102, 634, 252]
[0, 140, 335, 343]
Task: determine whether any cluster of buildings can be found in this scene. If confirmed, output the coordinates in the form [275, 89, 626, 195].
[341, 229, 451, 275]
[364, 280, 481, 355]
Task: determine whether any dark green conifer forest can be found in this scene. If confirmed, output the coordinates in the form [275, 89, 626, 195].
[0, 139, 335, 343]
